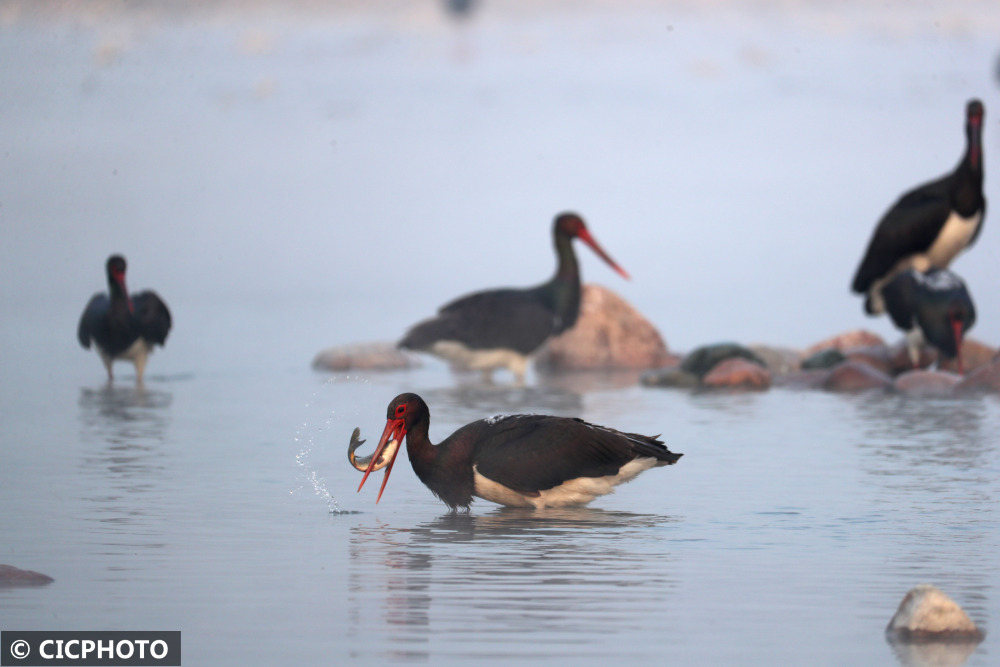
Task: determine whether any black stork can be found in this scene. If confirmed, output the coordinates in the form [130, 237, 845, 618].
[881, 267, 976, 374]
[852, 99, 985, 315]
[356, 393, 681, 510]
[398, 212, 629, 381]
[77, 255, 172, 383]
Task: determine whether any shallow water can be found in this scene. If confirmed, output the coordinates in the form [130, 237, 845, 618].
[2, 2, 1000, 665]
[2, 341, 999, 665]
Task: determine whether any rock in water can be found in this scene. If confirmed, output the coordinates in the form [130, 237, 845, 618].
[640, 367, 700, 389]
[954, 357, 1000, 394]
[0, 564, 54, 587]
[536, 284, 671, 370]
[801, 348, 847, 370]
[937, 337, 998, 375]
[886, 584, 983, 641]
[805, 329, 886, 355]
[823, 360, 893, 392]
[312, 342, 419, 372]
[701, 358, 772, 390]
[680, 343, 765, 379]
[893, 370, 961, 398]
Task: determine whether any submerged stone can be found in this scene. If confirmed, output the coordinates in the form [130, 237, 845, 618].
[893, 370, 961, 398]
[954, 358, 1000, 395]
[773, 369, 832, 389]
[844, 344, 893, 375]
[640, 367, 699, 389]
[0, 564, 54, 587]
[701, 358, 771, 390]
[749, 344, 801, 375]
[680, 343, 765, 379]
[886, 584, 983, 641]
[937, 337, 998, 375]
[806, 329, 886, 355]
[312, 342, 419, 372]
[822, 360, 893, 392]
[801, 348, 846, 370]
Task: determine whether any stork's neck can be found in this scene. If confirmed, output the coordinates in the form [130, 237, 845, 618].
[404, 415, 437, 473]
[954, 124, 984, 216]
[543, 232, 583, 333]
[962, 119, 984, 179]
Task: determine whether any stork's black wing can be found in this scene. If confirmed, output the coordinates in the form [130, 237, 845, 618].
[471, 415, 681, 495]
[851, 175, 953, 294]
[399, 287, 556, 354]
[77, 293, 109, 349]
[132, 290, 172, 346]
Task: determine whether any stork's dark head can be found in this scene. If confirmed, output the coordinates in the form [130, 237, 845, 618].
[553, 212, 630, 280]
[105, 255, 128, 295]
[967, 99, 984, 127]
[966, 99, 985, 168]
[357, 393, 429, 502]
[913, 269, 976, 370]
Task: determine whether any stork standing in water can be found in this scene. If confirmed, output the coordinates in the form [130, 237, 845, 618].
[78, 255, 172, 383]
[852, 100, 985, 315]
[398, 212, 629, 382]
[355, 393, 682, 510]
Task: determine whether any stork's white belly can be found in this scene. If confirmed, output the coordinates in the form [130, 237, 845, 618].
[472, 458, 659, 508]
[925, 210, 982, 268]
[430, 341, 528, 376]
[867, 210, 981, 314]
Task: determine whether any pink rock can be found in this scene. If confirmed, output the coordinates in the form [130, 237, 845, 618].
[955, 358, 1000, 394]
[701, 358, 771, 390]
[806, 329, 886, 356]
[749, 345, 801, 374]
[844, 344, 893, 375]
[937, 338, 998, 375]
[887, 340, 937, 374]
[536, 284, 672, 370]
[823, 360, 893, 392]
[312, 342, 419, 371]
[0, 564, 54, 586]
[893, 370, 961, 397]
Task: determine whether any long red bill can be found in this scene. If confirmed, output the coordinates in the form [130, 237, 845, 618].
[358, 418, 405, 502]
[577, 228, 630, 280]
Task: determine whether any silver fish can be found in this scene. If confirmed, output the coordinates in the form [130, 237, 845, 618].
[348, 427, 400, 472]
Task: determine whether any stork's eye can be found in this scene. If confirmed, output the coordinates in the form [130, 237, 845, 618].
[395, 404, 406, 417]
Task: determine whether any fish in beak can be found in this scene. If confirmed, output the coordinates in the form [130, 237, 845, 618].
[357, 417, 406, 502]
[347, 427, 399, 472]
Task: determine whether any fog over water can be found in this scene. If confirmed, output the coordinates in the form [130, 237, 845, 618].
[1, 3, 999, 666]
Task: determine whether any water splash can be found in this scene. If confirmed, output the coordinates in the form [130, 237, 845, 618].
[292, 375, 374, 514]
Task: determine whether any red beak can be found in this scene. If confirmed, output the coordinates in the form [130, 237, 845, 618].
[358, 418, 406, 502]
[577, 228, 630, 280]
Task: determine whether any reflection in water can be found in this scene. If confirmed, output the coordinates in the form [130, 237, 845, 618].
[851, 393, 994, 659]
[422, 381, 584, 424]
[77, 385, 173, 573]
[348, 508, 679, 662]
[78, 385, 172, 485]
[887, 636, 981, 667]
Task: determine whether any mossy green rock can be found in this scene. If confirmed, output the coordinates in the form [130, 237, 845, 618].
[680, 343, 765, 379]
[801, 348, 847, 370]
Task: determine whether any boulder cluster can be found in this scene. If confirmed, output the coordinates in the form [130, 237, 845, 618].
[641, 332, 1000, 396]
[313, 285, 1000, 397]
